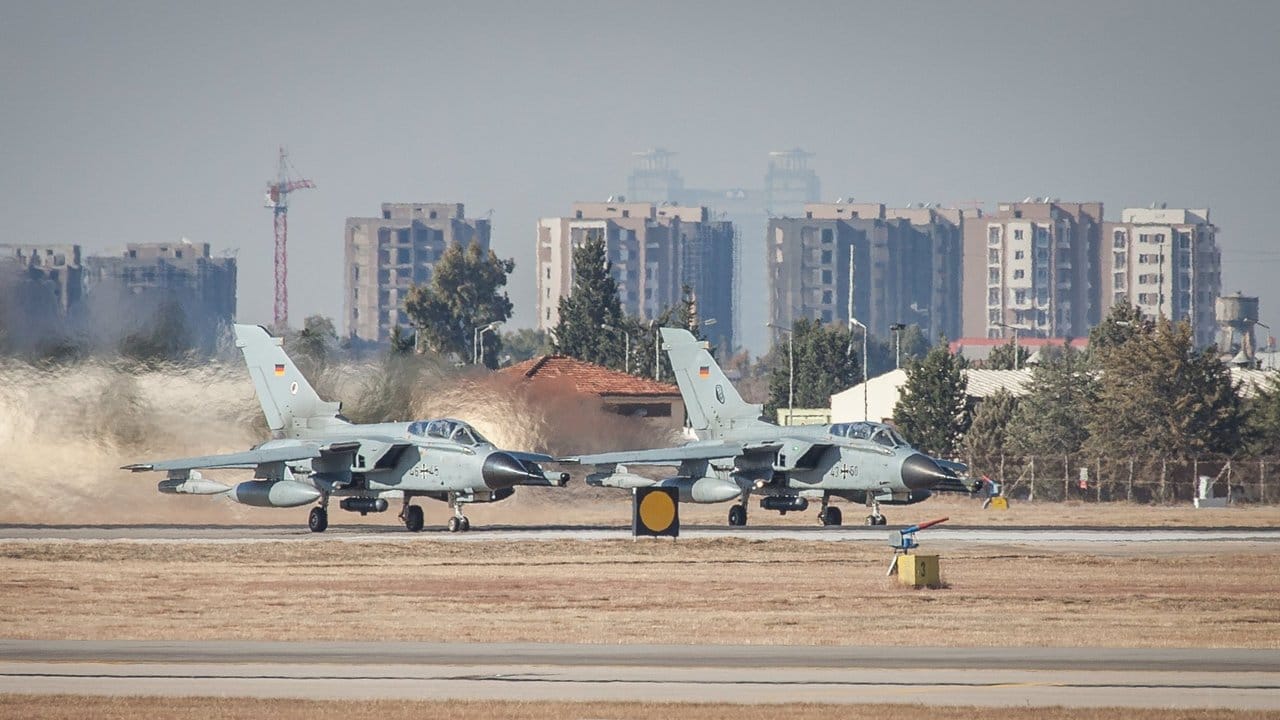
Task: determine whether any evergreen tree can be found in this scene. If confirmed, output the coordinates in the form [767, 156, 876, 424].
[501, 328, 552, 364]
[403, 242, 515, 368]
[963, 387, 1019, 464]
[893, 337, 969, 457]
[388, 324, 415, 356]
[1088, 299, 1149, 364]
[551, 234, 625, 368]
[1086, 317, 1244, 458]
[1006, 345, 1095, 457]
[985, 338, 1030, 370]
[1243, 374, 1280, 456]
[765, 319, 860, 420]
[631, 285, 702, 381]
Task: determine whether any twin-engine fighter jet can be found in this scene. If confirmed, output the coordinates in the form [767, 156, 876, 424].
[125, 324, 567, 533]
[561, 328, 969, 526]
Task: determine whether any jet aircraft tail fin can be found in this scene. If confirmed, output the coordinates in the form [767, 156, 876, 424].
[660, 327, 765, 439]
[234, 324, 344, 436]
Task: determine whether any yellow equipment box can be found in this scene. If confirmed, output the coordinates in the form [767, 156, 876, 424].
[989, 497, 1009, 510]
[896, 554, 941, 587]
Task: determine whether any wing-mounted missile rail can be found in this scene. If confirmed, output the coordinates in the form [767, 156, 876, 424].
[886, 516, 948, 577]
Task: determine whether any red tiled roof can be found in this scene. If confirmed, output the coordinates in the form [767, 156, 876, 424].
[501, 355, 681, 397]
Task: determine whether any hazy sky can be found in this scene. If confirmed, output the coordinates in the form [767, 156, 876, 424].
[4, 1, 1279, 353]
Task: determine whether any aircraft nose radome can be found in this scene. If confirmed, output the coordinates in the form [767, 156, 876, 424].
[482, 452, 539, 488]
[901, 453, 950, 490]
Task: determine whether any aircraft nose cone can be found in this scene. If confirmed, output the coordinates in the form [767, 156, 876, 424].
[901, 453, 949, 490]
[482, 452, 537, 488]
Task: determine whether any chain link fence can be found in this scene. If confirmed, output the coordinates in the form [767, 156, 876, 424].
[962, 455, 1278, 504]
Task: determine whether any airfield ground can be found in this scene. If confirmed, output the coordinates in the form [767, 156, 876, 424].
[6, 696, 1278, 720]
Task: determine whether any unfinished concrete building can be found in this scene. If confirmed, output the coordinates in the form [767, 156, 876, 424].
[536, 201, 736, 351]
[82, 241, 237, 352]
[0, 244, 83, 319]
[344, 203, 491, 344]
[767, 202, 964, 342]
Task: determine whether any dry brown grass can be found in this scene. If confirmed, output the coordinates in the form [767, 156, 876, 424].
[1, 538, 1276, 648]
[3, 696, 1274, 720]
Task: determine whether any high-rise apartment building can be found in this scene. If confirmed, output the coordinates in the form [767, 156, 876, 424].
[536, 201, 735, 351]
[344, 203, 491, 343]
[623, 149, 820, 354]
[961, 201, 1103, 339]
[767, 202, 964, 341]
[1101, 207, 1221, 346]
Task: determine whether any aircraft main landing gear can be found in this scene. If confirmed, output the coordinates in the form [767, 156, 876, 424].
[308, 506, 328, 533]
[727, 504, 748, 527]
[818, 506, 842, 526]
[401, 503, 424, 533]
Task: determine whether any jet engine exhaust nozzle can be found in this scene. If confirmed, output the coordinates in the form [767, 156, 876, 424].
[900, 453, 951, 491]
[482, 452, 543, 488]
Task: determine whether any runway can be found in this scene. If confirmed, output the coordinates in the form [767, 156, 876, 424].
[1, 641, 1277, 709]
[2, 523, 1279, 546]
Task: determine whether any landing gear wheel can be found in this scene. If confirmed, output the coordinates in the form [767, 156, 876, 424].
[819, 507, 842, 526]
[727, 504, 747, 527]
[308, 507, 328, 533]
[404, 505, 424, 533]
[448, 516, 462, 533]
[460, 517, 471, 532]
[866, 513, 886, 526]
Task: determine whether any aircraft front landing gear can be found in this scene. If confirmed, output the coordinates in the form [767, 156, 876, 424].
[727, 504, 747, 527]
[447, 495, 471, 532]
[308, 506, 328, 533]
[865, 501, 886, 526]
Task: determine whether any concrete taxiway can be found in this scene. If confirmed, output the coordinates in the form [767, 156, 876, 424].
[1, 641, 1276, 709]
[2, 523, 1278, 545]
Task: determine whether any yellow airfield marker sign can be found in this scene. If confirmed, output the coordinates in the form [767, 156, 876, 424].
[633, 486, 679, 537]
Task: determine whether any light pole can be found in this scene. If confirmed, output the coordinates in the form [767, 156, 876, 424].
[850, 317, 868, 421]
[767, 322, 793, 424]
[889, 322, 906, 369]
[473, 321, 501, 366]
[601, 323, 630, 373]
[994, 321, 1028, 370]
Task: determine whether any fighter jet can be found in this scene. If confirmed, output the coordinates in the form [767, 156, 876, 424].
[560, 328, 970, 526]
[124, 324, 567, 532]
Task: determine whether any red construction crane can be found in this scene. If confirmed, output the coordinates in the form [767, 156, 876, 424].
[264, 147, 315, 330]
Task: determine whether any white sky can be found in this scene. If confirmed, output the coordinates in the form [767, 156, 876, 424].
[3, 1, 1278, 354]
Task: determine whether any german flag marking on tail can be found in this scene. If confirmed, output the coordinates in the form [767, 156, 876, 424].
[698, 366, 710, 378]
[274, 364, 286, 376]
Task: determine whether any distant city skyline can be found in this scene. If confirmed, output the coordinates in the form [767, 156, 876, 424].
[4, 2, 1278, 352]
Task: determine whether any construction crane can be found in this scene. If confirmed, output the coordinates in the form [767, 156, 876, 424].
[264, 147, 315, 330]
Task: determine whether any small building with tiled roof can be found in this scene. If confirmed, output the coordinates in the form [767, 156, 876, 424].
[950, 337, 1089, 365]
[501, 355, 685, 426]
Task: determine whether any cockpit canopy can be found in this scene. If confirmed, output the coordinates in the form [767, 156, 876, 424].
[828, 421, 910, 449]
[407, 418, 491, 447]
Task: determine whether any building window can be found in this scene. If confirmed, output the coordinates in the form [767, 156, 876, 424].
[1014, 229, 1024, 240]
[989, 309, 1001, 322]
[1014, 289, 1027, 304]
[1114, 251, 1126, 266]
[821, 269, 832, 284]
[821, 310, 833, 323]
[1013, 269, 1025, 279]
[1139, 254, 1159, 264]
[1114, 272, 1126, 290]
[622, 210, 630, 218]
[1178, 232, 1191, 249]
[1113, 230, 1127, 248]
[988, 227, 1000, 245]
[988, 249, 999, 264]
[988, 288, 1000, 305]
[1014, 250, 1025, 260]
[821, 228, 833, 244]
[429, 210, 437, 219]
[821, 249, 832, 264]
[822, 290, 833, 304]
[988, 268, 999, 284]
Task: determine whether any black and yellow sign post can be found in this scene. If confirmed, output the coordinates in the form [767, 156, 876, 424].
[633, 486, 679, 538]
